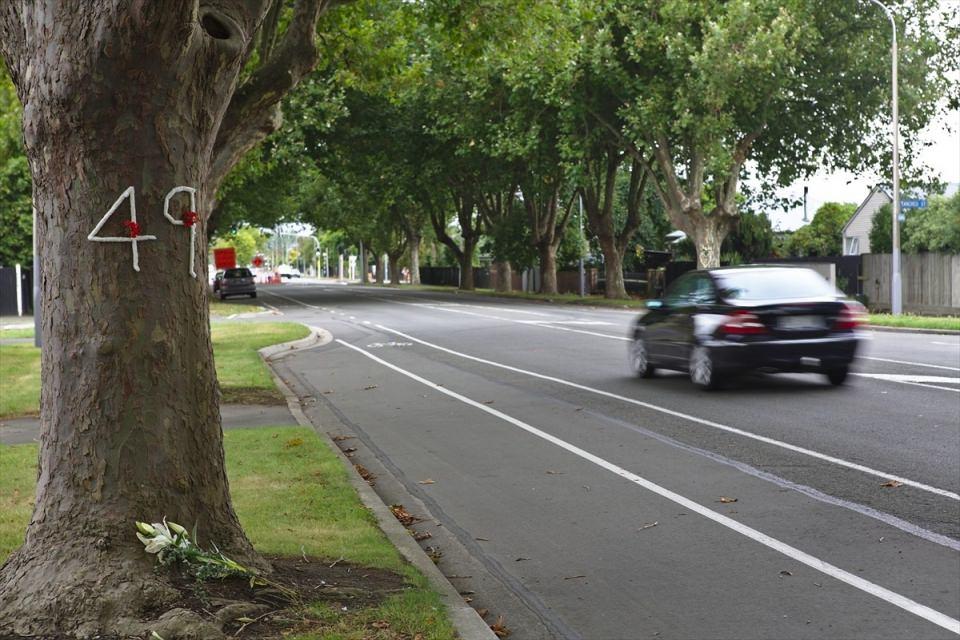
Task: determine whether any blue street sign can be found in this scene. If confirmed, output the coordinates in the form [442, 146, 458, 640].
[900, 198, 927, 209]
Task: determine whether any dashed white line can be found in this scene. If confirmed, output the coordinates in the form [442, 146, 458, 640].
[336, 337, 960, 636]
[859, 356, 960, 372]
[374, 323, 959, 501]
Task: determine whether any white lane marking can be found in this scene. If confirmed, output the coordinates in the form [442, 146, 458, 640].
[932, 341, 959, 347]
[860, 356, 960, 372]
[516, 320, 614, 326]
[261, 290, 321, 310]
[385, 301, 631, 341]
[854, 373, 960, 392]
[374, 324, 959, 501]
[336, 338, 960, 636]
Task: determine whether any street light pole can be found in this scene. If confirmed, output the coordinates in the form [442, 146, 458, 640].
[867, 0, 901, 314]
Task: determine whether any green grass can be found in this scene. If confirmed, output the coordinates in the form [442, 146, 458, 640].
[869, 314, 960, 331]
[0, 427, 455, 639]
[0, 444, 37, 561]
[209, 300, 268, 317]
[0, 327, 34, 339]
[0, 344, 41, 417]
[212, 322, 309, 390]
[0, 322, 310, 417]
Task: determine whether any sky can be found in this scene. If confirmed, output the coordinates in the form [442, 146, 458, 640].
[768, 106, 960, 231]
[768, 0, 960, 231]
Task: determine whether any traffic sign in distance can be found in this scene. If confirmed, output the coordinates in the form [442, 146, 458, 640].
[900, 198, 927, 209]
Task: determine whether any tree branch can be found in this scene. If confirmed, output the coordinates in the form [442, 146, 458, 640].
[209, 0, 333, 190]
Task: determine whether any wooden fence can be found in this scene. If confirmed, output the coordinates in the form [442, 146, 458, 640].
[862, 253, 960, 315]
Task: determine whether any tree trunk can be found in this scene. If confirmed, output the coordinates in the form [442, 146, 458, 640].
[360, 243, 369, 284]
[389, 255, 402, 285]
[692, 216, 730, 269]
[375, 253, 385, 285]
[408, 237, 422, 285]
[0, 5, 280, 636]
[598, 236, 627, 299]
[538, 244, 559, 295]
[493, 260, 513, 293]
[459, 246, 475, 291]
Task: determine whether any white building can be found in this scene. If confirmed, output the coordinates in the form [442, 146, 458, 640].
[840, 185, 892, 255]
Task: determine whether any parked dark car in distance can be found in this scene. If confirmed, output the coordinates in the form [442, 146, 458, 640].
[629, 266, 867, 389]
[218, 267, 257, 300]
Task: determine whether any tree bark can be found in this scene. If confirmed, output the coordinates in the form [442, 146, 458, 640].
[538, 245, 559, 295]
[493, 260, 513, 293]
[360, 242, 369, 284]
[691, 215, 731, 269]
[0, 3, 336, 635]
[408, 234, 422, 285]
[375, 253, 386, 284]
[459, 245, 476, 291]
[598, 235, 628, 299]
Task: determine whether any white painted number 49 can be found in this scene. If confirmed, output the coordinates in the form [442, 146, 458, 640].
[88, 186, 199, 275]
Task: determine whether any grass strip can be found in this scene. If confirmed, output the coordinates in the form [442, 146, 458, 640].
[0, 427, 455, 639]
[0, 322, 309, 417]
[0, 327, 34, 339]
[868, 313, 960, 331]
[209, 300, 268, 317]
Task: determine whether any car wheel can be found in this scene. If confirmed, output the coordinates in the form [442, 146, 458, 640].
[689, 345, 719, 390]
[630, 336, 655, 378]
[826, 366, 849, 386]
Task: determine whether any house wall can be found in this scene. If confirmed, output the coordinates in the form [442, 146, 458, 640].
[843, 190, 891, 255]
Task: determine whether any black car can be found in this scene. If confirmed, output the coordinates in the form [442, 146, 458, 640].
[218, 267, 257, 300]
[629, 266, 867, 389]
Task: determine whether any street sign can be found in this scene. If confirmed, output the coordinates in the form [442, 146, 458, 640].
[213, 247, 236, 269]
[252, 255, 264, 268]
[900, 198, 927, 209]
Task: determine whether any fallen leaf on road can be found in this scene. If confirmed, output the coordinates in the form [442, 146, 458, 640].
[515, 557, 530, 562]
[717, 497, 738, 503]
[354, 464, 376, 485]
[545, 470, 564, 475]
[413, 531, 432, 542]
[418, 479, 436, 484]
[881, 480, 903, 488]
[363, 385, 378, 390]
[322, 389, 335, 395]
[491, 615, 511, 638]
[475, 537, 490, 542]
[331, 434, 353, 442]
[483, 400, 495, 404]
[638, 521, 659, 531]
[389, 504, 423, 526]
[779, 570, 793, 577]
[563, 575, 586, 580]
[342, 447, 358, 453]
[476, 608, 489, 619]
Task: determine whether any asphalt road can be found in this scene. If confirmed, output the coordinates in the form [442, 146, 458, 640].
[254, 282, 960, 640]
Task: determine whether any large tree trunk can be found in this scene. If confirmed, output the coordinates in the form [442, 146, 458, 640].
[459, 245, 476, 291]
[0, 2, 331, 636]
[408, 237, 422, 285]
[598, 236, 627, 299]
[691, 215, 731, 269]
[538, 244, 559, 295]
[360, 243, 370, 284]
[388, 255, 402, 285]
[375, 253, 386, 284]
[493, 260, 513, 293]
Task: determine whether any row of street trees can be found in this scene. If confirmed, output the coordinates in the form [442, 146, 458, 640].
[0, 0, 956, 635]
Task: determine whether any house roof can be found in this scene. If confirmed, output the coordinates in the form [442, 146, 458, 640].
[841, 185, 893, 236]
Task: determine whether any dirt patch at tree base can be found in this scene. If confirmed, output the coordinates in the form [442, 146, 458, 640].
[220, 387, 287, 405]
[0, 556, 410, 640]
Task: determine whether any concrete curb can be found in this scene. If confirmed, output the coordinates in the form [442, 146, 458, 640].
[259, 326, 497, 640]
[868, 325, 960, 336]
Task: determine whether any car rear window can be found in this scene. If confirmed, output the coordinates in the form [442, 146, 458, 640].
[715, 268, 836, 301]
[225, 268, 252, 278]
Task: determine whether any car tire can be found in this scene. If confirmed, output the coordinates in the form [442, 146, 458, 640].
[826, 366, 849, 386]
[630, 336, 655, 378]
[689, 345, 719, 390]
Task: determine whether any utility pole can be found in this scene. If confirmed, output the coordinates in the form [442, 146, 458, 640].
[867, 0, 901, 314]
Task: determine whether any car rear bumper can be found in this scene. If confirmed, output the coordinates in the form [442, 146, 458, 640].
[705, 333, 861, 373]
[221, 284, 256, 296]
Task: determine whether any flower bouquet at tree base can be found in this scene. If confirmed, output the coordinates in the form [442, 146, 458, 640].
[135, 519, 252, 582]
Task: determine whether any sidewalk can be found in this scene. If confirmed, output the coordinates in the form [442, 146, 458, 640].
[0, 403, 297, 445]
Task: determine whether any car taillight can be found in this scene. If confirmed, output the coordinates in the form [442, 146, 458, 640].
[834, 301, 868, 330]
[721, 310, 767, 335]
